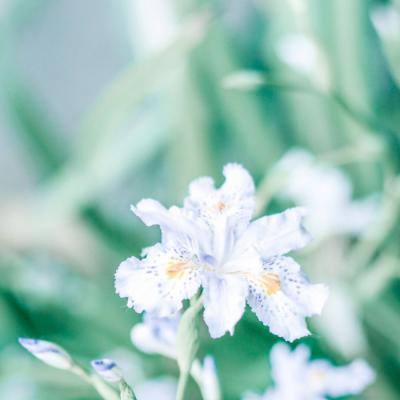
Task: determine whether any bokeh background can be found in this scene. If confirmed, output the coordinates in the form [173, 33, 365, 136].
[1, 0, 400, 399]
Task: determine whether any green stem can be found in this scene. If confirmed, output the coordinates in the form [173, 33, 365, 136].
[176, 369, 190, 400]
[119, 380, 137, 400]
[175, 294, 204, 400]
[70, 364, 119, 400]
[255, 78, 400, 159]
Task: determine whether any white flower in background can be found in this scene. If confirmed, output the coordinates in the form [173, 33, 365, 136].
[275, 33, 317, 75]
[371, 5, 400, 40]
[192, 356, 221, 400]
[315, 286, 368, 358]
[276, 149, 378, 238]
[18, 338, 72, 370]
[132, 313, 221, 400]
[243, 343, 375, 400]
[0, 377, 37, 400]
[91, 359, 123, 383]
[131, 312, 179, 358]
[116, 163, 328, 341]
[128, 0, 177, 55]
[135, 377, 177, 400]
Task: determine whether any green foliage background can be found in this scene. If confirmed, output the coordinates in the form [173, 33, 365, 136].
[0, 0, 400, 399]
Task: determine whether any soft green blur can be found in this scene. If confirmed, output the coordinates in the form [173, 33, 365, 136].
[0, 0, 399, 399]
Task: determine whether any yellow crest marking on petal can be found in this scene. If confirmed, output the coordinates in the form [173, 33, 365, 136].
[215, 201, 227, 213]
[260, 272, 281, 296]
[165, 260, 188, 280]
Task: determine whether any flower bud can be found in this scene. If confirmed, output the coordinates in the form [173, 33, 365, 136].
[18, 338, 72, 370]
[91, 358, 123, 383]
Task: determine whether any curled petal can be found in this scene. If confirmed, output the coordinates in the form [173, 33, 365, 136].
[221, 163, 255, 199]
[188, 176, 216, 202]
[132, 199, 211, 253]
[184, 163, 255, 233]
[132, 198, 170, 227]
[237, 207, 311, 259]
[203, 274, 248, 338]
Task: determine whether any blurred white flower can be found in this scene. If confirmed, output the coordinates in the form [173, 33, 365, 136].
[275, 33, 317, 75]
[128, 0, 177, 54]
[0, 377, 37, 400]
[192, 356, 221, 400]
[371, 5, 400, 40]
[134, 377, 177, 400]
[116, 163, 328, 341]
[18, 338, 72, 370]
[91, 358, 123, 383]
[132, 312, 221, 399]
[244, 343, 375, 400]
[315, 286, 368, 358]
[131, 312, 179, 358]
[276, 149, 378, 237]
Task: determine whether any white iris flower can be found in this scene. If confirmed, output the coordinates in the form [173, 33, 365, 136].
[116, 164, 328, 341]
[243, 343, 375, 400]
[276, 150, 378, 238]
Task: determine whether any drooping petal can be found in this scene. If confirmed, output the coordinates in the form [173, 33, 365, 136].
[202, 274, 248, 338]
[115, 256, 161, 312]
[236, 208, 311, 260]
[248, 289, 310, 342]
[246, 257, 327, 342]
[277, 257, 329, 316]
[115, 245, 202, 316]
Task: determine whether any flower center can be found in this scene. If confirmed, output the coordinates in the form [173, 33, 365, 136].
[260, 272, 281, 296]
[310, 370, 327, 383]
[165, 260, 189, 279]
[215, 201, 227, 213]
